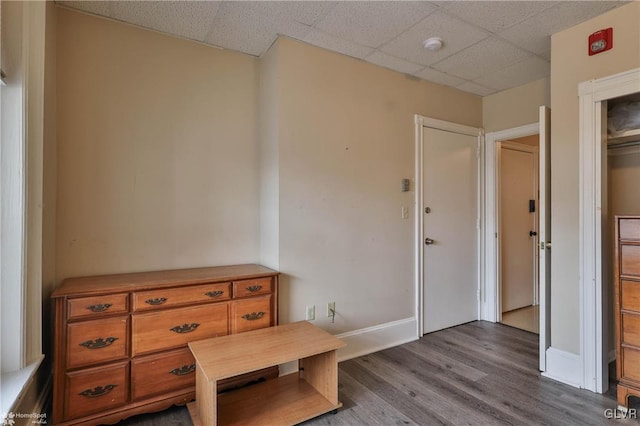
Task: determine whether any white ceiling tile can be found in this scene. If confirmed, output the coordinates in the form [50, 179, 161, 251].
[314, 1, 438, 48]
[59, 0, 633, 95]
[498, 1, 624, 55]
[413, 67, 466, 88]
[303, 30, 374, 60]
[110, 1, 221, 42]
[365, 51, 424, 75]
[456, 81, 495, 97]
[204, 2, 314, 56]
[474, 56, 550, 91]
[432, 37, 532, 80]
[379, 11, 489, 66]
[58, 1, 111, 17]
[441, 1, 558, 34]
[266, 1, 338, 27]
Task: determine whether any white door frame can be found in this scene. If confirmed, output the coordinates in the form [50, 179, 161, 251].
[578, 67, 640, 393]
[414, 115, 483, 336]
[482, 123, 539, 323]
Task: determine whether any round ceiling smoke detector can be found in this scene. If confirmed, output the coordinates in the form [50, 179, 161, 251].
[423, 37, 443, 52]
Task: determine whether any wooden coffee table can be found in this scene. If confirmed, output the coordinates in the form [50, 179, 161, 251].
[187, 321, 346, 426]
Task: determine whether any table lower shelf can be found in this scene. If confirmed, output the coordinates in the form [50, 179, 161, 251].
[187, 373, 341, 426]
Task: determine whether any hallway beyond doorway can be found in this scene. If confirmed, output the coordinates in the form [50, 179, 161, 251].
[502, 305, 539, 334]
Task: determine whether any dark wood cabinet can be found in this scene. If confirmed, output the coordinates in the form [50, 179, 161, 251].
[52, 264, 279, 425]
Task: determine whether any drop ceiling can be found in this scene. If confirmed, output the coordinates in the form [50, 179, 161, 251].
[59, 1, 630, 97]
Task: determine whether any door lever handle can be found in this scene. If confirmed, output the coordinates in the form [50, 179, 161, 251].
[529, 231, 537, 237]
[425, 238, 435, 245]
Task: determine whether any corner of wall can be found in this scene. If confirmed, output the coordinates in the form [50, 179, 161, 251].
[257, 37, 280, 271]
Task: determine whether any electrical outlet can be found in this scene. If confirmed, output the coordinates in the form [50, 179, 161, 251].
[401, 206, 409, 219]
[306, 305, 315, 321]
[327, 302, 335, 317]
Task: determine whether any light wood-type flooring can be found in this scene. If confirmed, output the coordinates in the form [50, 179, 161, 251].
[117, 321, 635, 426]
[501, 305, 539, 334]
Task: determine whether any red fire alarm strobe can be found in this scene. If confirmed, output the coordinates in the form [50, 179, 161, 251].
[589, 28, 613, 56]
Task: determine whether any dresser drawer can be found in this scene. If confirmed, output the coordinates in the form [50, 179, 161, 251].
[233, 277, 272, 298]
[67, 316, 129, 370]
[622, 313, 640, 347]
[67, 293, 129, 320]
[231, 295, 272, 333]
[621, 245, 640, 276]
[620, 219, 640, 241]
[622, 347, 640, 383]
[132, 303, 228, 355]
[133, 282, 231, 311]
[65, 360, 129, 421]
[622, 280, 640, 312]
[131, 347, 195, 400]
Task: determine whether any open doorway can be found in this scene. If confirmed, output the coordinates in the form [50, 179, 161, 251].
[578, 68, 640, 394]
[497, 135, 540, 334]
[483, 107, 551, 372]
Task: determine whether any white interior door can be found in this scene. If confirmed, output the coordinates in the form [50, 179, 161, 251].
[539, 106, 551, 371]
[423, 127, 478, 334]
[499, 144, 537, 313]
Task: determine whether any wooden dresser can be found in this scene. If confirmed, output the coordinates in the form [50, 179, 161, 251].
[615, 217, 640, 411]
[51, 264, 279, 425]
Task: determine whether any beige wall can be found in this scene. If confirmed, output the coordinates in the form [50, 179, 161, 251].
[42, 0, 57, 362]
[483, 78, 549, 133]
[550, 1, 640, 353]
[55, 8, 260, 281]
[273, 37, 482, 332]
[610, 150, 640, 217]
[258, 39, 280, 271]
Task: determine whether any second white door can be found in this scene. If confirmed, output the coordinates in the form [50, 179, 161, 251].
[499, 142, 538, 313]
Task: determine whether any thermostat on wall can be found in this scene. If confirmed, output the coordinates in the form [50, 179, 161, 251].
[588, 28, 613, 56]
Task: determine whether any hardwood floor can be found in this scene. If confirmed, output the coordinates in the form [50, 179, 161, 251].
[501, 305, 539, 334]
[117, 321, 634, 426]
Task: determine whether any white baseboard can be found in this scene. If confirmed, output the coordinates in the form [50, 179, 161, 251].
[542, 347, 582, 388]
[277, 318, 418, 376]
[335, 317, 418, 362]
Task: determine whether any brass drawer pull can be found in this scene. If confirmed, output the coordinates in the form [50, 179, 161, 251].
[169, 364, 196, 376]
[170, 323, 200, 334]
[86, 303, 112, 312]
[205, 290, 224, 298]
[80, 337, 119, 349]
[145, 297, 167, 305]
[79, 384, 117, 398]
[241, 312, 265, 321]
[246, 285, 262, 292]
